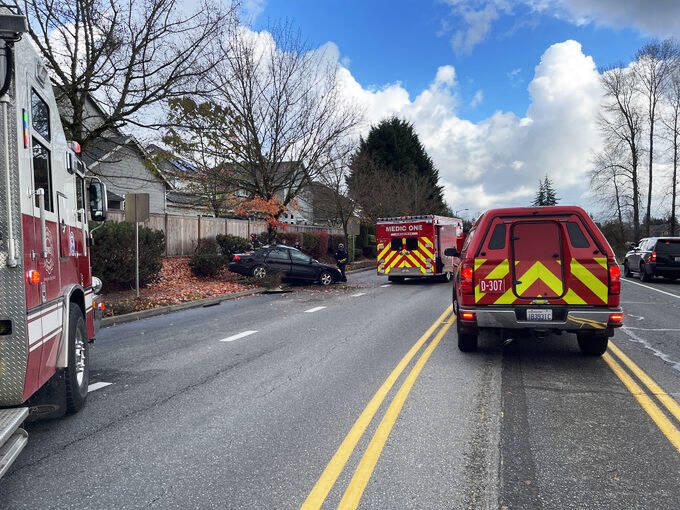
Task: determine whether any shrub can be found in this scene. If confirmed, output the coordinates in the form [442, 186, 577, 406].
[189, 238, 225, 277]
[216, 234, 251, 260]
[91, 221, 165, 290]
[363, 245, 377, 258]
[276, 232, 301, 247]
[302, 232, 321, 259]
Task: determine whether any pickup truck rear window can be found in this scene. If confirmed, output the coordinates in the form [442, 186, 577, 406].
[488, 224, 506, 250]
[566, 222, 589, 248]
[656, 240, 680, 255]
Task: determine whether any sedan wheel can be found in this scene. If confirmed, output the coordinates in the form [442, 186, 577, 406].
[319, 271, 333, 286]
[252, 265, 267, 279]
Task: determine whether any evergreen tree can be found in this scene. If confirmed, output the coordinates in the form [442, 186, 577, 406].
[348, 117, 447, 217]
[532, 174, 559, 206]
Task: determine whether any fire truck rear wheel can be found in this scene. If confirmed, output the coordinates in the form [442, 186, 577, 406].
[387, 276, 404, 283]
[65, 306, 89, 414]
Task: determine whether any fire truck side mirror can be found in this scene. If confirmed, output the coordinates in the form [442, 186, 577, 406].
[88, 180, 108, 222]
[444, 247, 460, 257]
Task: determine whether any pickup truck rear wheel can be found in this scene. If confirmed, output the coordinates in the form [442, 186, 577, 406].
[456, 306, 478, 352]
[577, 333, 608, 356]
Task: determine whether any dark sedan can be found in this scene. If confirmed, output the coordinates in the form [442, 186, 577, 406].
[228, 245, 342, 285]
[624, 237, 680, 281]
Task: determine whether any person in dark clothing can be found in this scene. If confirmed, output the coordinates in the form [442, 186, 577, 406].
[294, 241, 302, 251]
[334, 243, 348, 282]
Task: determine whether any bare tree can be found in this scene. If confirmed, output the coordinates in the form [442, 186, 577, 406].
[590, 144, 629, 232]
[313, 147, 357, 243]
[207, 21, 361, 230]
[16, 0, 235, 151]
[661, 69, 680, 235]
[599, 65, 645, 241]
[634, 40, 678, 235]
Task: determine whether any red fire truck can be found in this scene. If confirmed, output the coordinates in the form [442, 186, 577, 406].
[1, 9, 108, 477]
[376, 215, 463, 282]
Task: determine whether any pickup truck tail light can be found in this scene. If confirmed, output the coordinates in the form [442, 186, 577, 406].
[609, 313, 623, 324]
[608, 264, 620, 295]
[461, 262, 474, 294]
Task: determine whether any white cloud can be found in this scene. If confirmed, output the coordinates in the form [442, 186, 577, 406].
[337, 39, 603, 211]
[507, 67, 523, 87]
[241, 0, 267, 22]
[441, 1, 680, 55]
[470, 89, 484, 108]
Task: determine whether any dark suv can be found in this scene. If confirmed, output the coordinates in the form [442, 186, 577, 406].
[623, 237, 680, 281]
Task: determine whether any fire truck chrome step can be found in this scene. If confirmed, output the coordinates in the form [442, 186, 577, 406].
[0, 408, 28, 447]
[0, 408, 29, 478]
[0, 428, 29, 479]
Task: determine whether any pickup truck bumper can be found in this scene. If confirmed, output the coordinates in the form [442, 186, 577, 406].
[458, 306, 623, 331]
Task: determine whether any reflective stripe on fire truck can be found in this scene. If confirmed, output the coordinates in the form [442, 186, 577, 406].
[377, 236, 433, 274]
[473, 257, 609, 305]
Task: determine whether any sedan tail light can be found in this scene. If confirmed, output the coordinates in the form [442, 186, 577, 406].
[232, 254, 241, 262]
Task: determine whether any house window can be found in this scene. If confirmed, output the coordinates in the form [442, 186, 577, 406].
[32, 138, 53, 212]
[31, 89, 50, 141]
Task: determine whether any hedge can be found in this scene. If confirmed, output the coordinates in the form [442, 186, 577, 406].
[189, 238, 226, 277]
[216, 234, 251, 260]
[91, 222, 165, 290]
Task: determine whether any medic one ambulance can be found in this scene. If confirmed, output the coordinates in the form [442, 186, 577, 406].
[1, 8, 108, 477]
[376, 215, 463, 282]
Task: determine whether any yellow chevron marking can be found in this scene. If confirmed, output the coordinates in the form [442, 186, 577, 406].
[494, 288, 516, 305]
[594, 257, 608, 270]
[418, 242, 434, 259]
[486, 259, 510, 279]
[413, 250, 428, 264]
[421, 236, 432, 246]
[515, 261, 564, 297]
[387, 254, 401, 270]
[570, 259, 608, 303]
[474, 258, 487, 271]
[378, 244, 391, 260]
[475, 286, 486, 303]
[563, 288, 587, 305]
[406, 253, 421, 268]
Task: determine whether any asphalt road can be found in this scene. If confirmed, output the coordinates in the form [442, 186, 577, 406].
[1, 270, 679, 509]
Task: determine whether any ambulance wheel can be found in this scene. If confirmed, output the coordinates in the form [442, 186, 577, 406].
[577, 333, 608, 356]
[65, 306, 89, 414]
[388, 276, 403, 283]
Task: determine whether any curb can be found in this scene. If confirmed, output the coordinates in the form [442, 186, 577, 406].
[101, 288, 266, 327]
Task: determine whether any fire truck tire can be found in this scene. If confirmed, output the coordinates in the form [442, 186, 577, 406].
[387, 276, 404, 283]
[577, 333, 608, 356]
[65, 306, 89, 414]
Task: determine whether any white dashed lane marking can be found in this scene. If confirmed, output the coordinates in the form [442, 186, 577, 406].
[381, 284, 391, 288]
[304, 306, 327, 313]
[220, 330, 258, 342]
[88, 382, 113, 393]
[351, 292, 366, 297]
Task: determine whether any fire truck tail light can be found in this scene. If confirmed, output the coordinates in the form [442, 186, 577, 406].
[609, 264, 621, 295]
[27, 270, 40, 284]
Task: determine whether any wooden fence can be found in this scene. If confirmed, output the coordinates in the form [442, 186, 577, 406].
[107, 211, 342, 256]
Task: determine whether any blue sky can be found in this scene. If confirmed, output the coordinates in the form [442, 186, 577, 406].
[243, 0, 680, 214]
[254, 0, 647, 122]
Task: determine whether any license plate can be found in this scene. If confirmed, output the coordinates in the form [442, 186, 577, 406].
[479, 278, 505, 293]
[675, 257, 680, 262]
[527, 309, 552, 321]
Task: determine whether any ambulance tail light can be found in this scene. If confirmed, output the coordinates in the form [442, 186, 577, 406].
[608, 264, 621, 295]
[461, 262, 474, 294]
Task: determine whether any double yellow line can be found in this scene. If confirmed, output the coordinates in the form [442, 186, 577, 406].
[301, 304, 454, 510]
[604, 341, 680, 452]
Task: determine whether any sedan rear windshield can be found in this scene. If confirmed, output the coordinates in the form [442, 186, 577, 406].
[656, 240, 680, 255]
